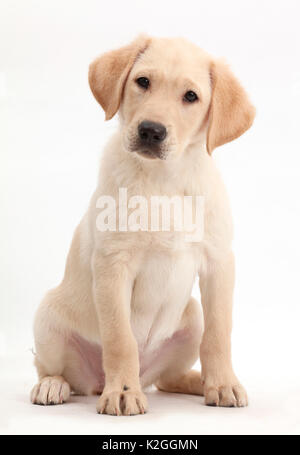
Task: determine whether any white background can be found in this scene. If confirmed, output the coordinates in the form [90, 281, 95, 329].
[1, 0, 300, 435]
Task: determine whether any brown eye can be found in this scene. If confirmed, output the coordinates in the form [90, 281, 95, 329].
[184, 91, 198, 103]
[136, 77, 150, 89]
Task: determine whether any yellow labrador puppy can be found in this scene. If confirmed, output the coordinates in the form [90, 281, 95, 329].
[31, 36, 255, 415]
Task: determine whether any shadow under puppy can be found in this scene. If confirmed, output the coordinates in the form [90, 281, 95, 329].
[31, 35, 255, 415]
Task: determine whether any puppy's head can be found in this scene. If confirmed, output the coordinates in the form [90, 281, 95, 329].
[89, 36, 255, 160]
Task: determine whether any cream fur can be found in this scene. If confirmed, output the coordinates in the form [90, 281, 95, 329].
[31, 36, 255, 414]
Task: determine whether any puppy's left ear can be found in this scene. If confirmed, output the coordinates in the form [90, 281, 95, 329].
[89, 35, 151, 120]
[207, 60, 256, 154]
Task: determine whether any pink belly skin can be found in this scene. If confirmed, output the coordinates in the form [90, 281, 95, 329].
[68, 334, 105, 394]
[139, 329, 189, 378]
[67, 328, 189, 394]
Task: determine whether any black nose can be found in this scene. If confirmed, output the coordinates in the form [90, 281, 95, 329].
[138, 121, 167, 145]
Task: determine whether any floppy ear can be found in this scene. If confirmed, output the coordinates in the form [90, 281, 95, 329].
[207, 60, 255, 154]
[88, 35, 151, 120]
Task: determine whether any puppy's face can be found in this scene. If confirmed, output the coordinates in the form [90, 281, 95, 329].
[120, 38, 212, 160]
[89, 36, 255, 158]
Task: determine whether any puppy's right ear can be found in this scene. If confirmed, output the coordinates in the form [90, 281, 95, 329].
[89, 35, 151, 120]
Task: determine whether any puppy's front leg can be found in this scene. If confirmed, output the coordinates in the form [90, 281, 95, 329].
[199, 251, 248, 407]
[92, 252, 147, 416]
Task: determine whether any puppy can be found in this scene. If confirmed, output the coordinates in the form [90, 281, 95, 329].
[31, 35, 255, 415]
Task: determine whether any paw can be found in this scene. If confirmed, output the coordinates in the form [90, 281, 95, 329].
[204, 381, 248, 408]
[30, 376, 70, 405]
[96, 389, 148, 416]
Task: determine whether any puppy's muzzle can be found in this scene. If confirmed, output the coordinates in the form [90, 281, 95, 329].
[133, 120, 167, 160]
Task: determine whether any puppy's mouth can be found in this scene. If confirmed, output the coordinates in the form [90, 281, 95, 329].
[135, 148, 167, 160]
[127, 137, 168, 160]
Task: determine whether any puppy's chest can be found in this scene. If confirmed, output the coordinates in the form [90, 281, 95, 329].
[130, 246, 199, 350]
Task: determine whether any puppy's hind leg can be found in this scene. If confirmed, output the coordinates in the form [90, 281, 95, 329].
[31, 343, 71, 405]
[30, 296, 71, 406]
